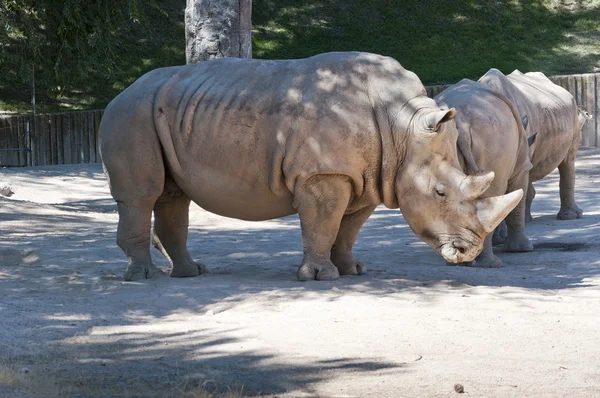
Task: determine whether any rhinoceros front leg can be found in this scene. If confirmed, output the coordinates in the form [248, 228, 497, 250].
[117, 200, 164, 281]
[503, 173, 533, 253]
[153, 192, 207, 278]
[525, 180, 535, 222]
[294, 175, 353, 281]
[473, 234, 502, 268]
[557, 144, 583, 220]
[330, 205, 376, 275]
[492, 220, 508, 246]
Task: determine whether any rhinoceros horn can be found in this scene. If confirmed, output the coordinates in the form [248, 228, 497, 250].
[460, 170, 495, 199]
[476, 189, 524, 233]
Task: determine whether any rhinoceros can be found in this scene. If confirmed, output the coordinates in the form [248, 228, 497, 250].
[434, 79, 533, 267]
[100, 52, 522, 281]
[479, 69, 584, 221]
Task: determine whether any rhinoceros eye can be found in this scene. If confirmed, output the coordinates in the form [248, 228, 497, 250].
[435, 185, 446, 197]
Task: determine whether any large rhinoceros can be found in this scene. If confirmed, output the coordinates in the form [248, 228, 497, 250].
[100, 52, 522, 281]
[434, 79, 533, 268]
[479, 69, 584, 221]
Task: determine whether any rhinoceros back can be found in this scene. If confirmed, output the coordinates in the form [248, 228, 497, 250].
[104, 52, 424, 220]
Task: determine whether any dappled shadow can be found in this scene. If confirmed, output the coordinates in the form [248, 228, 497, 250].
[2, 321, 404, 396]
[2, 149, 600, 395]
[253, 0, 600, 84]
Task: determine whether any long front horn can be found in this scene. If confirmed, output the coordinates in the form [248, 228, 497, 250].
[460, 171, 495, 199]
[476, 189, 524, 233]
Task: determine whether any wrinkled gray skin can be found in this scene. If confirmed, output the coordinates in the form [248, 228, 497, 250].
[100, 52, 522, 281]
[479, 69, 585, 221]
[492, 106, 593, 245]
[435, 79, 533, 268]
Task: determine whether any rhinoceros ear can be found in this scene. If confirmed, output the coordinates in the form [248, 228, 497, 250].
[426, 108, 457, 132]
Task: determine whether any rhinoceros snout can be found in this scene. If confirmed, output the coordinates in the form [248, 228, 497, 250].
[440, 240, 479, 263]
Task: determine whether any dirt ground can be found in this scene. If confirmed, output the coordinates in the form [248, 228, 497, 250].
[1, 148, 599, 398]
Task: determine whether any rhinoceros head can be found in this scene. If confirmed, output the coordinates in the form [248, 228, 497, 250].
[395, 107, 523, 263]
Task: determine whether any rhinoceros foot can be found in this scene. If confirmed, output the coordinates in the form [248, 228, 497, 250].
[503, 231, 533, 252]
[297, 260, 340, 281]
[473, 253, 503, 268]
[170, 262, 207, 278]
[124, 263, 164, 281]
[331, 252, 366, 275]
[557, 206, 583, 220]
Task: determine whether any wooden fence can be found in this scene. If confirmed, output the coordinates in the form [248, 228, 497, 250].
[0, 110, 103, 167]
[1, 72, 599, 166]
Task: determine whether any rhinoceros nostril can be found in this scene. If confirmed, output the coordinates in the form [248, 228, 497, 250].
[453, 241, 467, 254]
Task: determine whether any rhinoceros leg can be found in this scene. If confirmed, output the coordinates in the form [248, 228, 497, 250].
[330, 205, 376, 275]
[473, 234, 503, 268]
[117, 200, 164, 281]
[525, 181, 535, 222]
[153, 192, 207, 278]
[557, 143, 583, 220]
[492, 220, 508, 246]
[294, 175, 354, 281]
[502, 172, 533, 253]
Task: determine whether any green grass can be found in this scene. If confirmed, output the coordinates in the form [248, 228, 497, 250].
[2, 0, 599, 113]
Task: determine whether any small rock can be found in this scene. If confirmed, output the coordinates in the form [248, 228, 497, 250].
[0, 185, 14, 197]
[593, 66, 600, 72]
[20, 367, 30, 374]
[454, 383, 465, 393]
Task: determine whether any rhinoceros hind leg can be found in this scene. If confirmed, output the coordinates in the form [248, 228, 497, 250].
[153, 190, 207, 278]
[557, 206, 583, 220]
[124, 262, 164, 281]
[297, 260, 340, 281]
[473, 235, 503, 268]
[294, 175, 354, 281]
[557, 142, 582, 220]
[330, 205, 376, 275]
[116, 201, 165, 281]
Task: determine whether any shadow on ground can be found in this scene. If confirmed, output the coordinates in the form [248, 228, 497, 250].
[1, 149, 599, 396]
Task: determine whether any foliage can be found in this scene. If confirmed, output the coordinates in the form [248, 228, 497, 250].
[0, 0, 157, 101]
[1, 0, 599, 113]
[252, 0, 600, 84]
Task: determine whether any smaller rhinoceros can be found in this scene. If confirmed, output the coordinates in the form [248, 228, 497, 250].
[479, 69, 584, 221]
[100, 52, 522, 281]
[492, 105, 593, 245]
[434, 79, 533, 267]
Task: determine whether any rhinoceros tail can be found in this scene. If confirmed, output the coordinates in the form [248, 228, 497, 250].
[152, 76, 184, 178]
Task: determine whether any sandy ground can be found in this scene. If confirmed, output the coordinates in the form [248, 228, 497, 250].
[1, 149, 599, 398]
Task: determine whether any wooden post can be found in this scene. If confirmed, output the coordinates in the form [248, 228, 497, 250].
[595, 74, 600, 148]
[56, 114, 64, 164]
[581, 74, 596, 147]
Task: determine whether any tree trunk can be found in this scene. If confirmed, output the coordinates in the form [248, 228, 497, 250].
[185, 0, 252, 64]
